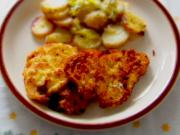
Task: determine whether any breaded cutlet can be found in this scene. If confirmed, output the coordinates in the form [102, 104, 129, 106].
[96, 49, 149, 108]
[23, 43, 77, 103]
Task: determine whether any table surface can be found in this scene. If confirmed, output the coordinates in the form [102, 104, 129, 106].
[0, 0, 180, 135]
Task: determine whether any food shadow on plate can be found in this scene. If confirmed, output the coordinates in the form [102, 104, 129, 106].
[131, 67, 154, 101]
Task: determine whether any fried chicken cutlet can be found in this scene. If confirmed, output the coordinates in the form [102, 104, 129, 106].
[64, 49, 149, 109]
[23, 43, 77, 103]
[24, 45, 149, 114]
[96, 49, 149, 108]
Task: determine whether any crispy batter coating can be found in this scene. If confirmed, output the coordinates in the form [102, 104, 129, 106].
[65, 50, 101, 100]
[96, 49, 149, 108]
[59, 88, 89, 115]
[23, 43, 77, 103]
[48, 81, 89, 115]
[24, 45, 149, 114]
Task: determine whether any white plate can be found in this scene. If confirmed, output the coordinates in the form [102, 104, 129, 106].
[0, 0, 180, 130]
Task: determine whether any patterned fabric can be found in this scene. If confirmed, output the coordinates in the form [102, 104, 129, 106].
[0, 0, 180, 134]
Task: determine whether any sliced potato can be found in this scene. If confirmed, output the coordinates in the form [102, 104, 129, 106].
[45, 8, 70, 20]
[102, 25, 129, 48]
[76, 5, 98, 21]
[122, 11, 146, 35]
[70, 18, 83, 34]
[101, 0, 127, 21]
[84, 10, 108, 30]
[73, 28, 101, 49]
[69, 0, 100, 20]
[41, 0, 68, 14]
[53, 17, 73, 28]
[45, 28, 72, 44]
[32, 16, 54, 39]
[115, 0, 128, 20]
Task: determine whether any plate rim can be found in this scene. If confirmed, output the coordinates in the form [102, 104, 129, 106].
[0, 0, 180, 130]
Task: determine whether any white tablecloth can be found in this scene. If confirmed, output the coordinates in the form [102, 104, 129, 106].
[0, 0, 180, 135]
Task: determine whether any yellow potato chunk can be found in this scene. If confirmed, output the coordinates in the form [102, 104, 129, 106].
[41, 0, 68, 14]
[84, 10, 108, 30]
[73, 28, 101, 49]
[45, 28, 72, 44]
[44, 8, 70, 20]
[122, 11, 146, 35]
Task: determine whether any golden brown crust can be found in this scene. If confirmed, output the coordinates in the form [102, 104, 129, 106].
[96, 49, 149, 108]
[58, 88, 89, 115]
[24, 45, 149, 113]
[65, 50, 101, 100]
[23, 43, 78, 103]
